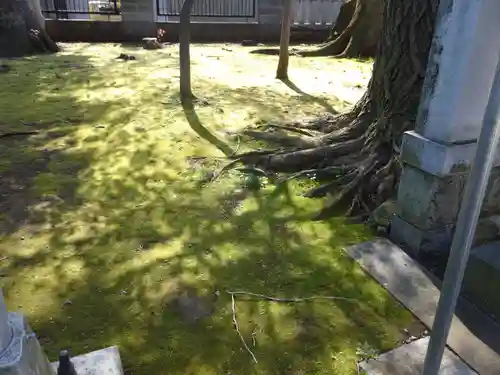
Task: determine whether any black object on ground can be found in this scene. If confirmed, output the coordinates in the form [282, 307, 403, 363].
[57, 350, 78, 375]
[117, 54, 136, 61]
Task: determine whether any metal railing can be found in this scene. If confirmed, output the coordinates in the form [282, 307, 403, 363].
[157, 0, 256, 18]
[41, 0, 120, 18]
[293, 0, 343, 26]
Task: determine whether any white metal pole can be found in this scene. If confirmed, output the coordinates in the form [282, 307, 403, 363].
[422, 51, 500, 375]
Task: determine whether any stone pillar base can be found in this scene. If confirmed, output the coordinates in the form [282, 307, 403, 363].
[390, 216, 454, 257]
[391, 131, 500, 257]
[0, 313, 54, 375]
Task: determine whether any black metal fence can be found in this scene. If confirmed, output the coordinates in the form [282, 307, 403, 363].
[41, 0, 121, 18]
[157, 0, 256, 18]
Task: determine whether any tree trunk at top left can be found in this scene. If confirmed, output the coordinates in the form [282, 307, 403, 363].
[0, 0, 59, 58]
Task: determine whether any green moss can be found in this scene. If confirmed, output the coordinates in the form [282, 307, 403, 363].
[0, 43, 416, 375]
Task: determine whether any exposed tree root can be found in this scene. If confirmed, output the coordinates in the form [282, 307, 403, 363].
[297, 0, 363, 58]
[258, 123, 318, 137]
[0, 131, 39, 139]
[296, 0, 382, 59]
[0, 0, 60, 58]
[217, 0, 438, 220]
[229, 110, 398, 218]
[242, 130, 317, 149]
[29, 28, 60, 54]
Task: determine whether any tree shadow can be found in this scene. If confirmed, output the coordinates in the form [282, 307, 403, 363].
[1, 171, 415, 374]
[0, 45, 414, 375]
[0, 52, 132, 235]
[182, 97, 234, 156]
[279, 77, 338, 114]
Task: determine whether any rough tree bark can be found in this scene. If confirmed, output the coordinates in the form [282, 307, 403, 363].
[276, 0, 293, 79]
[179, 0, 195, 101]
[0, 0, 59, 58]
[299, 0, 383, 58]
[235, 0, 440, 218]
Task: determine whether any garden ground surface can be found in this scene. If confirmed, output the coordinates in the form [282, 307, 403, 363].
[0, 43, 420, 375]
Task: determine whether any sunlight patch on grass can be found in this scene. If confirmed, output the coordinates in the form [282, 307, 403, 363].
[0, 43, 418, 375]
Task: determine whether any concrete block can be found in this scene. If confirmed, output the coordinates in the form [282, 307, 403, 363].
[390, 215, 453, 257]
[346, 239, 500, 375]
[414, 0, 500, 144]
[463, 242, 500, 321]
[0, 313, 54, 375]
[394, 159, 500, 254]
[51, 347, 123, 375]
[391, 215, 500, 257]
[397, 165, 464, 230]
[360, 337, 477, 374]
[401, 131, 500, 177]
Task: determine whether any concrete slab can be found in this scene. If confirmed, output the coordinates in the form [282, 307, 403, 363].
[463, 241, 500, 320]
[346, 239, 500, 375]
[360, 337, 477, 375]
[51, 346, 123, 375]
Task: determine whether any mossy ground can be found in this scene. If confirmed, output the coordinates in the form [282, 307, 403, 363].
[0, 43, 418, 375]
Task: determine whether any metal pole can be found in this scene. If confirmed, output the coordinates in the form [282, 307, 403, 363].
[422, 52, 500, 375]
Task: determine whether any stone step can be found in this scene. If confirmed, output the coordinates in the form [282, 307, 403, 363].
[360, 337, 477, 375]
[51, 346, 123, 375]
[346, 239, 500, 375]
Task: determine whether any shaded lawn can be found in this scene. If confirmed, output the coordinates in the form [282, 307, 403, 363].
[0, 43, 416, 375]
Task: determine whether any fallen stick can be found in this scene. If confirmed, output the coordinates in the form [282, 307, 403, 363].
[231, 294, 258, 364]
[228, 290, 357, 303]
[227, 290, 357, 363]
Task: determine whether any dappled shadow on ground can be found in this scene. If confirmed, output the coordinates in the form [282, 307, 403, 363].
[0, 44, 411, 375]
[2, 180, 411, 375]
[0, 52, 131, 235]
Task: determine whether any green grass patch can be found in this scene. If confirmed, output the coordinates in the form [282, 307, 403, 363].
[0, 43, 417, 375]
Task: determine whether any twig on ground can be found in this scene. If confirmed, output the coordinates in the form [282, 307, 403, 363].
[232, 135, 241, 156]
[231, 294, 258, 364]
[210, 158, 242, 182]
[228, 290, 356, 303]
[251, 329, 257, 347]
[227, 290, 356, 363]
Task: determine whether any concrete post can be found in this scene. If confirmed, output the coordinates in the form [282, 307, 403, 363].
[0, 291, 12, 353]
[390, 0, 500, 257]
[0, 289, 55, 375]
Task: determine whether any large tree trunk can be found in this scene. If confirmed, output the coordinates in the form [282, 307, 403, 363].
[0, 0, 59, 58]
[235, 0, 440, 218]
[300, 0, 383, 58]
